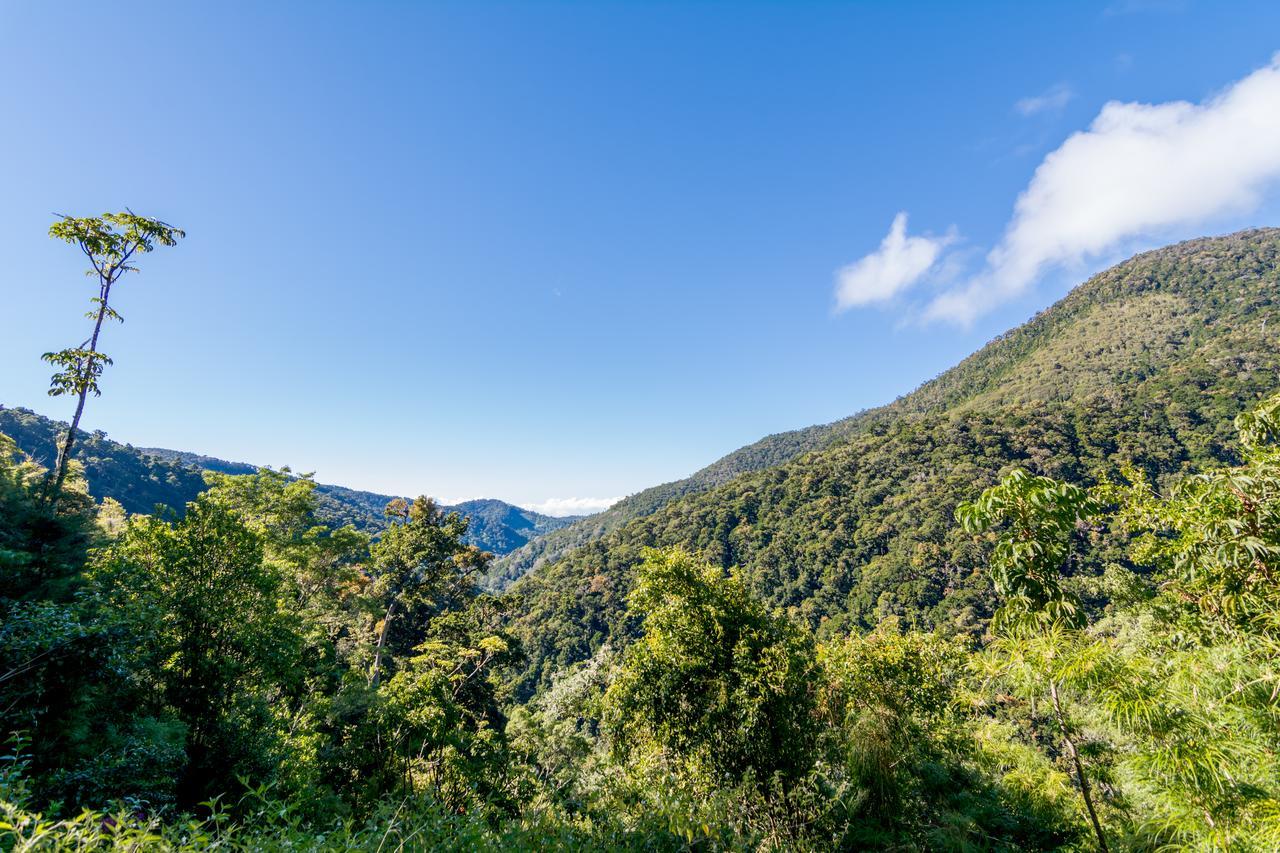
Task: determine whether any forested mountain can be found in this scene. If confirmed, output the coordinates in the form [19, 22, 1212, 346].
[452, 498, 582, 555]
[486, 415, 863, 589]
[0, 407, 208, 515]
[506, 228, 1280, 696]
[9, 227, 1280, 850]
[0, 406, 576, 555]
[492, 230, 1276, 591]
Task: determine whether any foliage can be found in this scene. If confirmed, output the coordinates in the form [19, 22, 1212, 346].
[956, 469, 1099, 628]
[0, 748, 698, 852]
[8, 229, 1280, 849]
[965, 389, 1280, 850]
[89, 495, 302, 805]
[603, 548, 817, 789]
[504, 228, 1280, 698]
[817, 623, 967, 818]
[42, 212, 184, 499]
[0, 434, 529, 825]
[0, 405, 574, 553]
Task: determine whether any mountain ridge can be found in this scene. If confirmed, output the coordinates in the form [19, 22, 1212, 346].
[502, 227, 1280, 695]
[484, 411, 865, 589]
[0, 406, 579, 555]
[487, 228, 1278, 590]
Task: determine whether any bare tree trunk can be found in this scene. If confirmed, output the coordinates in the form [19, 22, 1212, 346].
[48, 378, 91, 501]
[1049, 680, 1109, 853]
[369, 599, 397, 688]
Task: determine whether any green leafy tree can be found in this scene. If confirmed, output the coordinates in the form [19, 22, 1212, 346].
[816, 622, 1081, 849]
[817, 621, 968, 823]
[603, 548, 817, 791]
[958, 470, 1111, 852]
[506, 645, 617, 808]
[43, 212, 183, 501]
[1108, 396, 1280, 640]
[956, 469, 1099, 630]
[0, 435, 102, 796]
[201, 467, 369, 640]
[976, 622, 1116, 851]
[1090, 391, 1280, 848]
[303, 495, 513, 814]
[92, 495, 301, 805]
[366, 497, 487, 687]
[0, 433, 96, 600]
[377, 599, 519, 810]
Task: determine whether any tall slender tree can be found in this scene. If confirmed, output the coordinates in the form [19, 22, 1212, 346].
[43, 212, 183, 502]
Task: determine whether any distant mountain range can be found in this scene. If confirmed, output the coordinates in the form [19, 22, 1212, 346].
[0, 407, 579, 556]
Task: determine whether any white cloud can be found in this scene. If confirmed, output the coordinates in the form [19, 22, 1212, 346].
[923, 54, 1280, 325]
[834, 213, 953, 310]
[1016, 83, 1075, 117]
[526, 496, 622, 517]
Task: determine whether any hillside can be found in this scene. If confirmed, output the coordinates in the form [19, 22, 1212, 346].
[0, 407, 576, 555]
[485, 415, 862, 589]
[452, 498, 582, 555]
[490, 230, 1277, 590]
[136, 445, 413, 532]
[504, 228, 1280, 696]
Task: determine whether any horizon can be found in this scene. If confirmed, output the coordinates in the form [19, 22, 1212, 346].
[4, 2, 1280, 512]
[3, 219, 1274, 518]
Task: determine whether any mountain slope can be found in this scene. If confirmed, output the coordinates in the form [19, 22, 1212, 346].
[492, 231, 1279, 590]
[504, 228, 1280, 696]
[136, 445, 410, 532]
[485, 416, 863, 589]
[0, 407, 576, 555]
[451, 498, 583, 556]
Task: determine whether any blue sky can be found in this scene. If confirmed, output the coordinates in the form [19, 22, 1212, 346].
[3, 1, 1280, 513]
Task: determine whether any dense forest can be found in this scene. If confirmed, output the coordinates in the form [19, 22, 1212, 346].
[5, 220, 1280, 850]
[486, 230, 1278, 590]
[0, 406, 577, 555]
[505, 230, 1280, 696]
[483, 402, 862, 590]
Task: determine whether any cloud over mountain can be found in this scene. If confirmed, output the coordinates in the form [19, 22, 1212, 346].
[928, 54, 1280, 325]
[834, 213, 953, 310]
[526, 496, 622, 517]
[838, 55, 1280, 327]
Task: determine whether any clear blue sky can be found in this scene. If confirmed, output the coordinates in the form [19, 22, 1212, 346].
[3, 2, 1280, 513]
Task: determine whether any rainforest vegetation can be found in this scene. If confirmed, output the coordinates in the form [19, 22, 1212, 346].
[0, 406, 577, 554]
[4, 219, 1280, 850]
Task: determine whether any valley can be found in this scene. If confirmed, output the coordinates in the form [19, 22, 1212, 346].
[6, 228, 1280, 849]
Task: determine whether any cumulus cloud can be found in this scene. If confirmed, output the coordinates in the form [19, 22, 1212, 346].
[921, 54, 1280, 325]
[1016, 83, 1075, 116]
[834, 213, 953, 310]
[526, 496, 622, 517]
